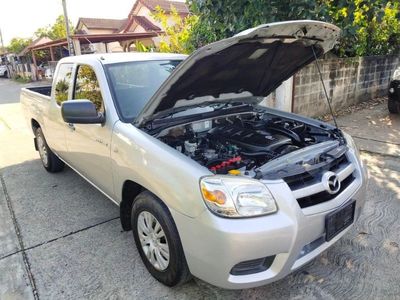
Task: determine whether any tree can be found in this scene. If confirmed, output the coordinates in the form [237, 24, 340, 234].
[152, 5, 198, 54]
[188, 0, 327, 48]
[329, 0, 400, 56]
[188, 0, 400, 57]
[7, 37, 32, 54]
[35, 15, 74, 40]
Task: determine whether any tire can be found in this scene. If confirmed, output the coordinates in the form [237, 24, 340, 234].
[35, 127, 65, 172]
[3, 71, 7, 78]
[131, 191, 192, 286]
[388, 98, 400, 114]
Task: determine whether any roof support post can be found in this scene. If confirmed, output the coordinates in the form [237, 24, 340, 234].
[72, 39, 81, 55]
[31, 50, 38, 81]
[49, 46, 55, 61]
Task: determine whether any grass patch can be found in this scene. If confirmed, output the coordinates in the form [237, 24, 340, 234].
[13, 74, 32, 83]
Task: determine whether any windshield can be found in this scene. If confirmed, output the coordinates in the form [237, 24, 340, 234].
[105, 60, 182, 121]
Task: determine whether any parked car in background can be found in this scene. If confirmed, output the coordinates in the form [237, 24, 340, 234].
[20, 21, 368, 289]
[44, 68, 53, 80]
[0, 65, 8, 78]
[388, 66, 400, 113]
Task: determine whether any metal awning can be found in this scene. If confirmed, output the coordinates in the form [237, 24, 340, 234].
[28, 32, 160, 51]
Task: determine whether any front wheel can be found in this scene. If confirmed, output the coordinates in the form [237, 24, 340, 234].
[35, 127, 65, 172]
[131, 191, 192, 286]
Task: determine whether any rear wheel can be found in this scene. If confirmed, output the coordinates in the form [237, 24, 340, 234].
[388, 98, 400, 114]
[131, 191, 192, 286]
[35, 127, 65, 172]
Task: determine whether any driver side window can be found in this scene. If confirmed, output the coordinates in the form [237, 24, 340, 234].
[73, 65, 104, 113]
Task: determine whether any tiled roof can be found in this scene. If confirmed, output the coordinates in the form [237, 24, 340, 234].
[19, 37, 53, 56]
[130, 0, 189, 16]
[144, 0, 189, 13]
[77, 18, 128, 31]
[130, 16, 161, 32]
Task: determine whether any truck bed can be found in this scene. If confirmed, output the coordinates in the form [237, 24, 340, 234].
[20, 86, 52, 132]
[25, 86, 52, 96]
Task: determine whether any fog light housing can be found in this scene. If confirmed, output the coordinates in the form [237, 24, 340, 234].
[230, 256, 275, 276]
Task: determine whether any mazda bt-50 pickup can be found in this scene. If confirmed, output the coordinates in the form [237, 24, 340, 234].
[21, 20, 368, 289]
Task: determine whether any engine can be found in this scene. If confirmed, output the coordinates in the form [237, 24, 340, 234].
[158, 113, 334, 177]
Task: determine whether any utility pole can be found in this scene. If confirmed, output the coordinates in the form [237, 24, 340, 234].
[0, 28, 5, 56]
[62, 0, 75, 56]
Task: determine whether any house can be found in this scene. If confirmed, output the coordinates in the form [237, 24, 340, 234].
[75, 0, 189, 53]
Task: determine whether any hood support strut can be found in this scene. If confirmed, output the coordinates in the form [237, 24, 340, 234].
[311, 45, 339, 129]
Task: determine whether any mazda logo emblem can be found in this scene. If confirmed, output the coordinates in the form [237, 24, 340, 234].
[322, 171, 341, 194]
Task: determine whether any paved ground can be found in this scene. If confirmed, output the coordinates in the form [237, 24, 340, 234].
[0, 77, 399, 299]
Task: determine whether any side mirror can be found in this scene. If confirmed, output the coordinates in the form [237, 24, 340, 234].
[61, 100, 105, 124]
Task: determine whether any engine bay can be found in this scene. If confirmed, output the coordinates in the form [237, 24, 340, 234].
[157, 112, 341, 178]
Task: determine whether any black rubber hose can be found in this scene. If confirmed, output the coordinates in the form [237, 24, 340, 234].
[241, 151, 273, 157]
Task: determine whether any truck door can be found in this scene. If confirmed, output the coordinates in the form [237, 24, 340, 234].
[45, 63, 73, 157]
[63, 64, 114, 197]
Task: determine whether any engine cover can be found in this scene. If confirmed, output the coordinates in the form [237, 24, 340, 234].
[209, 125, 292, 152]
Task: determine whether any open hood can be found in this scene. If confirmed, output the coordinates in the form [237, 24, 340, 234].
[135, 20, 340, 126]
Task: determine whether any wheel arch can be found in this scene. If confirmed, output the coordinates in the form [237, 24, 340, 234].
[120, 180, 145, 231]
[31, 118, 41, 132]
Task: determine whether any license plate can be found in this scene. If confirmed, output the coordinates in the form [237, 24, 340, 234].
[325, 201, 355, 241]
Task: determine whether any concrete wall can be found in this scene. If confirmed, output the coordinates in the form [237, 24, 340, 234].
[292, 55, 399, 117]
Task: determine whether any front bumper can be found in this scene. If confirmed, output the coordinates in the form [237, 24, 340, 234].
[171, 150, 368, 289]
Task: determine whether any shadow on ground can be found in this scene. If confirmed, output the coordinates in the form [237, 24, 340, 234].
[1, 155, 399, 299]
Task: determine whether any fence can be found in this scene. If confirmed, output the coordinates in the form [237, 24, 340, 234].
[292, 55, 399, 116]
[252, 55, 398, 116]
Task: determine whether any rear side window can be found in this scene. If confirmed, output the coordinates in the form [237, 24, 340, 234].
[73, 65, 104, 113]
[54, 63, 73, 105]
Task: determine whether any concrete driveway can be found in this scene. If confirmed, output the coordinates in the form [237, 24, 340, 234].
[1, 78, 399, 299]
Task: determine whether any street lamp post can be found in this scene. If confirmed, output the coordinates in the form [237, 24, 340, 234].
[62, 0, 75, 56]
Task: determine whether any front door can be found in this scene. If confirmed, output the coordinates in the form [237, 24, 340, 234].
[64, 64, 114, 197]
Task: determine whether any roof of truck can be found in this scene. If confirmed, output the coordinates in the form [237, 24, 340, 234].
[60, 52, 188, 65]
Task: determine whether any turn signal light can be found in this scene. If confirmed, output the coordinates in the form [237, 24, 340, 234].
[201, 185, 227, 205]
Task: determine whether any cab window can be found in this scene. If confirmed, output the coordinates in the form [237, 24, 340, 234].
[73, 65, 104, 112]
[54, 63, 73, 105]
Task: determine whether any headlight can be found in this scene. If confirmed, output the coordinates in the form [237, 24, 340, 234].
[342, 131, 358, 151]
[342, 130, 362, 162]
[200, 176, 277, 218]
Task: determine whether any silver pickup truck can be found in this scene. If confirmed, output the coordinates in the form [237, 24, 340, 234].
[21, 21, 368, 289]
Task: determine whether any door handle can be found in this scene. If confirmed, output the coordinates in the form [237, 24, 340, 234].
[67, 123, 75, 131]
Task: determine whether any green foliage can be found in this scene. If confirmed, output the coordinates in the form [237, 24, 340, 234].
[7, 38, 32, 54]
[13, 74, 32, 83]
[329, 0, 400, 56]
[188, 0, 327, 48]
[35, 15, 74, 40]
[134, 41, 150, 52]
[188, 0, 400, 57]
[152, 5, 199, 54]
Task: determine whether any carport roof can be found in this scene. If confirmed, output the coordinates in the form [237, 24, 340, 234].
[27, 32, 160, 51]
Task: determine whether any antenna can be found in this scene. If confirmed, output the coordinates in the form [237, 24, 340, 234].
[311, 45, 339, 129]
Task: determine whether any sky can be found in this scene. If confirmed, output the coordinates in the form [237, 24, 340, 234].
[0, 0, 138, 46]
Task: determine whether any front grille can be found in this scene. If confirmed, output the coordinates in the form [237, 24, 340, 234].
[282, 152, 357, 209]
[297, 174, 355, 208]
[284, 154, 349, 190]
